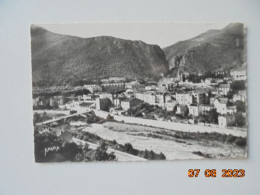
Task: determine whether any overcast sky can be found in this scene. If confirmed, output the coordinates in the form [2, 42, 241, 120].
[38, 23, 228, 48]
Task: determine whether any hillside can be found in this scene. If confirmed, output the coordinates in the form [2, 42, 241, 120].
[163, 23, 246, 76]
[31, 26, 169, 87]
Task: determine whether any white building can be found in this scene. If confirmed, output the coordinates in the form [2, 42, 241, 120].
[204, 78, 213, 85]
[136, 92, 157, 105]
[226, 106, 237, 114]
[120, 98, 142, 110]
[218, 84, 230, 95]
[165, 100, 177, 111]
[176, 92, 193, 105]
[213, 98, 228, 114]
[188, 104, 200, 117]
[230, 68, 246, 81]
[218, 115, 235, 128]
[199, 104, 214, 113]
[233, 90, 247, 102]
[135, 92, 172, 108]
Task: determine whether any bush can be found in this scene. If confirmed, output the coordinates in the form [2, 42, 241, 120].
[231, 80, 246, 91]
[61, 142, 82, 161]
[234, 138, 247, 147]
[235, 113, 246, 127]
[106, 114, 115, 121]
[236, 101, 246, 112]
[92, 142, 116, 161]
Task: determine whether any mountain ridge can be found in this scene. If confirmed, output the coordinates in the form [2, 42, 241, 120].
[31, 26, 169, 87]
[163, 23, 246, 75]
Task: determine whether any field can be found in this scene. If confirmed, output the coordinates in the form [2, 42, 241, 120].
[83, 122, 247, 160]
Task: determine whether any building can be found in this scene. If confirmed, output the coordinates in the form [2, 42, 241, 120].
[204, 78, 213, 85]
[120, 98, 142, 110]
[176, 104, 189, 116]
[101, 83, 125, 91]
[218, 115, 235, 128]
[145, 85, 157, 91]
[226, 106, 237, 114]
[33, 96, 50, 108]
[199, 104, 214, 113]
[96, 98, 112, 111]
[192, 91, 209, 104]
[188, 104, 200, 117]
[99, 92, 113, 101]
[176, 92, 193, 105]
[125, 81, 140, 89]
[156, 93, 171, 108]
[136, 92, 157, 105]
[233, 90, 247, 102]
[165, 99, 177, 111]
[213, 98, 228, 114]
[80, 94, 96, 101]
[158, 78, 175, 91]
[33, 97, 40, 107]
[218, 84, 230, 95]
[84, 84, 102, 94]
[135, 91, 172, 108]
[125, 89, 135, 98]
[210, 89, 219, 95]
[230, 68, 246, 81]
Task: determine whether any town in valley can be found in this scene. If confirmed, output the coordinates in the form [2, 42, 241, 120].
[32, 23, 247, 162]
[33, 68, 247, 162]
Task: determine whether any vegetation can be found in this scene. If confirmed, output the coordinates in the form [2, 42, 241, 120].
[230, 80, 246, 91]
[155, 130, 247, 148]
[235, 101, 246, 112]
[33, 87, 90, 98]
[164, 23, 245, 74]
[198, 109, 218, 124]
[74, 131, 166, 160]
[34, 130, 116, 162]
[31, 26, 168, 87]
[33, 112, 52, 124]
[235, 112, 246, 127]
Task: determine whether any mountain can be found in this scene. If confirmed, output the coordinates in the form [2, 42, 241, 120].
[163, 23, 246, 76]
[31, 26, 169, 87]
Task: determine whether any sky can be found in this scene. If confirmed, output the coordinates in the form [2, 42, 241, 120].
[38, 23, 228, 48]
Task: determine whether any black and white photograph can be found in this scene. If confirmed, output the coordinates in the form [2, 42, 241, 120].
[31, 23, 247, 163]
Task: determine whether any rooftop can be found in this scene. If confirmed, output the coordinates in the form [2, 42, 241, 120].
[219, 84, 230, 88]
[217, 98, 228, 104]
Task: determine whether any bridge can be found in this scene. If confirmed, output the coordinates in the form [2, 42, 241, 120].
[35, 111, 90, 126]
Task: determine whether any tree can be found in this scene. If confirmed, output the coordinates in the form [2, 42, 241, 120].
[123, 143, 137, 155]
[227, 90, 235, 99]
[183, 105, 189, 117]
[173, 105, 178, 115]
[61, 142, 82, 161]
[92, 142, 116, 161]
[33, 112, 40, 125]
[198, 113, 208, 123]
[158, 152, 166, 160]
[75, 153, 84, 162]
[34, 132, 62, 162]
[236, 101, 246, 112]
[106, 114, 114, 121]
[231, 80, 246, 91]
[208, 109, 219, 124]
[235, 113, 246, 127]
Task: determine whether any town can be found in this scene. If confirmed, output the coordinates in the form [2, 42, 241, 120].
[33, 67, 247, 130]
[33, 67, 247, 162]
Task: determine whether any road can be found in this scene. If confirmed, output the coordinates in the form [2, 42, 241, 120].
[34, 108, 247, 137]
[94, 110, 247, 138]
